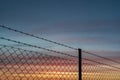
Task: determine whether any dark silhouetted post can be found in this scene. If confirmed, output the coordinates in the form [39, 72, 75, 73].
[78, 48, 82, 80]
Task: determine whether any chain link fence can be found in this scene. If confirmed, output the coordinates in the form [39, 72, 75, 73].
[82, 51, 120, 80]
[1, 25, 120, 80]
[0, 45, 78, 80]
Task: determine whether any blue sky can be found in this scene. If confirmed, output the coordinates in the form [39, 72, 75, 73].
[0, 0, 120, 57]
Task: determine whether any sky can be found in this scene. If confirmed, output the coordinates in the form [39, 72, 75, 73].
[0, 0, 120, 57]
[0, 0, 120, 80]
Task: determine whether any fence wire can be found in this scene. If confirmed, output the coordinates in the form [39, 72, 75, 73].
[0, 45, 78, 80]
[82, 51, 120, 80]
[0, 25, 77, 50]
[1, 25, 120, 80]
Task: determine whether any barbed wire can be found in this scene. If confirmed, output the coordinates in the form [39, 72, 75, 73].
[83, 58, 120, 70]
[1, 25, 120, 66]
[0, 44, 77, 62]
[0, 25, 77, 50]
[82, 50, 120, 64]
[0, 44, 78, 80]
[1, 25, 120, 79]
[0, 37, 78, 58]
[1, 25, 119, 64]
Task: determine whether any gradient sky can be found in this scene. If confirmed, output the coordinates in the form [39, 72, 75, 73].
[0, 0, 120, 57]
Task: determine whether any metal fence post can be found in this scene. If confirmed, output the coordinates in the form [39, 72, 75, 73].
[78, 48, 82, 80]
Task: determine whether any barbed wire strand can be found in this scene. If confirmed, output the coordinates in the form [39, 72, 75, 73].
[0, 25, 120, 65]
[0, 25, 77, 50]
[82, 50, 120, 64]
[0, 44, 78, 62]
[83, 58, 120, 70]
[0, 37, 78, 58]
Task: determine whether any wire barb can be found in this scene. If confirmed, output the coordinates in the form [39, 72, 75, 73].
[0, 44, 78, 80]
[82, 50, 120, 65]
[0, 25, 77, 50]
[83, 58, 120, 70]
[0, 37, 78, 58]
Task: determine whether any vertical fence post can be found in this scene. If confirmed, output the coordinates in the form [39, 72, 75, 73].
[78, 48, 82, 80]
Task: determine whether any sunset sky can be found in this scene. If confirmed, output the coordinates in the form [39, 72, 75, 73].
[0, 0, 120, 56]
[0, 0, 120, 67]
[0, 0, 120, 80]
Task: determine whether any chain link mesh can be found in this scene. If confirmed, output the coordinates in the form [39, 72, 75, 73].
[0, 45, 78, 80]
[1, 25, 120, 80]
[82, 51, 120, 80]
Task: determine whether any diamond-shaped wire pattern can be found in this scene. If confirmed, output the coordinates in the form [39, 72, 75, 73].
[82, 52, 120, 80]
[0, 45, 78, 80]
